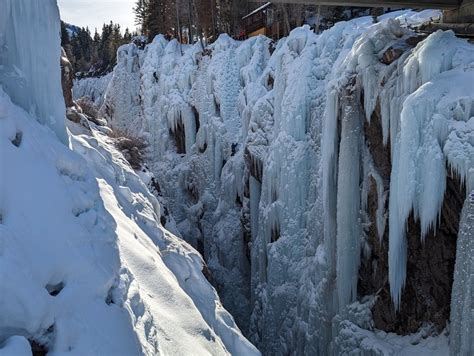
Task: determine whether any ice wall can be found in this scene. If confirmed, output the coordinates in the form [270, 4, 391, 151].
[74, 9, 472, 355]
[0, 0, 66, 142]
[73, 72, 113, 107]
[328, 22, 474, 308]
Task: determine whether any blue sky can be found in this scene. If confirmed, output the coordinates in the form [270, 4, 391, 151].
[58, 0, 137, 32]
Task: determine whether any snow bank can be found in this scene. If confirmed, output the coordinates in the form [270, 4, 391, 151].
[0, 0, 66, 142]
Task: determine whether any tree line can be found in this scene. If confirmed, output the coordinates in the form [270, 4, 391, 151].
[132, 0, 371, 45]
[61, 21, 135, 77]
[133, 0, 252, 45]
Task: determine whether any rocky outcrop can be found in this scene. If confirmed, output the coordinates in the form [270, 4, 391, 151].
[60, 47, 74, 109]
[61, 49, 107, 127]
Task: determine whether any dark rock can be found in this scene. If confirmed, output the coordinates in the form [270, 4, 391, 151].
[381, 47, 404, 65]
[76, 97, 99, 120]
[405, 35, 427, 47]
[113, 134, 147, 170]
[358, 99, 465, 334]
[60, 48, 75, 108]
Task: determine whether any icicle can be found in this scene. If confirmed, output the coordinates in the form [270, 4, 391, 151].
[336, 91, 362, 310]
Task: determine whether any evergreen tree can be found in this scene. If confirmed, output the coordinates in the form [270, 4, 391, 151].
[134, 0, 149, 33]
[124, 28, 133, 42]
[60, 21, 70, 46]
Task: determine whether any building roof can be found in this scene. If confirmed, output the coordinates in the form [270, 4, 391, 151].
[242, 2, 272, 20]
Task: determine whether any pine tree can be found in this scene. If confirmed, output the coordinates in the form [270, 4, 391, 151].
[60, 21, 70, 46]
[134, 0, 149, 33]
[124, 28, 133, 42]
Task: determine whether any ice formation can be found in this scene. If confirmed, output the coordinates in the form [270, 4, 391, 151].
[73, 72, 112, 108]
[0, 0, 66, 142]
[330, 22, 474, 307]
[0, 2, 258, 354]
[74, 7, 474, 354]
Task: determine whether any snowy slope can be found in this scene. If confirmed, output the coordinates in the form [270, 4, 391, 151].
[0, 0, 258, 354]
[0, 88, 258, 355]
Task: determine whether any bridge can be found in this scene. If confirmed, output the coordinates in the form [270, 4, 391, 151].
[255, 0, 460, 8]
[255, 0, 473, 22]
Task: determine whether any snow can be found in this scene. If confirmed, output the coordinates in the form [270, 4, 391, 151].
[0, 87, 259, 354]
[0, 336, 32, 356]
[0, 0, 66, 142]
[0, 87, 258, 354]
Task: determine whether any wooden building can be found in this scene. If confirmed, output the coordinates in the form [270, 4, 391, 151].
[241, 2, 296, 40]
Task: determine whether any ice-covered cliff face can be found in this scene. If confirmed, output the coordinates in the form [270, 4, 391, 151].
[0, 1, 258, 355]
[75, 9, 473, 355]
[0, 0, 66, 142]
[73, 72, 112, 108]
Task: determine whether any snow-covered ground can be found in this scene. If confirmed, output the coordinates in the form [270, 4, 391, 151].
[75, 7, 473, 356]
[0, 87, 258, 355]
[0, 1, 258, 355]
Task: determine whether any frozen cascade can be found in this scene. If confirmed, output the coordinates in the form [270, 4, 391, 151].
[329, 19, 474, 307]
[336, 92, 362, 310]
[73, 72, 113, 107]
[0, 0, 66, 142]
[73, 9, 473, 355]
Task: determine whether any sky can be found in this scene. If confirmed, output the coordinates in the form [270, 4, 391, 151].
[57, 0, 137, 32]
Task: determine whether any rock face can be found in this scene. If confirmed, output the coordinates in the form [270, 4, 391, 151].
[358, 102, 465, 334]
[61, 49, 108, 127]
[60, 47, 75, 108]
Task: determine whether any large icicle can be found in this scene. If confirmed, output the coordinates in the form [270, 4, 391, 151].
[336, 89, 362, 309]
[389, 64, 474, 306]
[0, 0, 66, 142]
